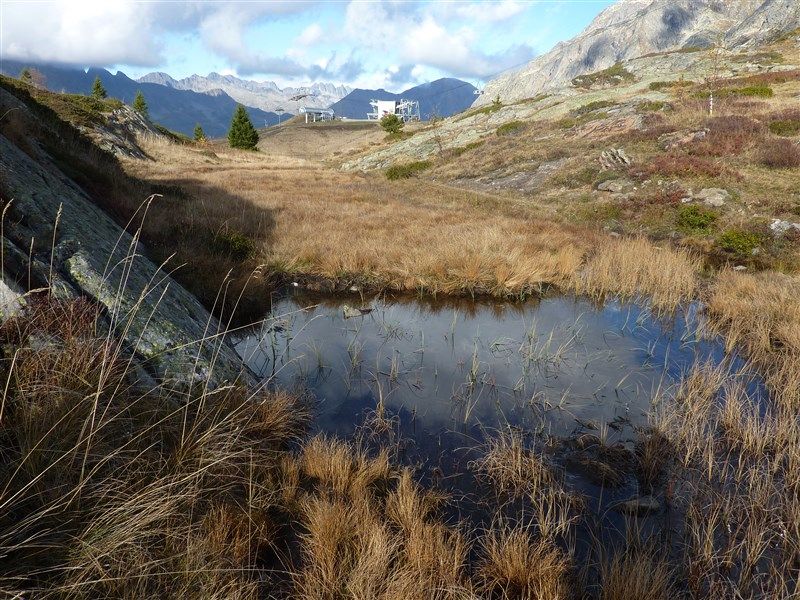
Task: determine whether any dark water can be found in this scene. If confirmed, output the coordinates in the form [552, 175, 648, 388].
[233, 291, 759, 522]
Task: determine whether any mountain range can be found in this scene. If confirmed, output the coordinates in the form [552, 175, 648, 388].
[137, 72, 351, 114]
[476, 0, 800, 106]
[330, 78, 477, 120]
[0, 60, 280, 137]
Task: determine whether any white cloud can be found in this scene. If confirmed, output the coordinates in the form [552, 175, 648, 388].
[1, 0, 537, 85]
[2, 0, 163, 66]
[451, 1, 527, 23]
[343, 1, 535, 79]
[296, 23, 324, 46]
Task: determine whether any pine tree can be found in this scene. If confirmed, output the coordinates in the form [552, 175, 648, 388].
[91, 76, 107, 99]
[227, 105, 259, 150]
[193, 123, 207, 142]
[133, 90, 148, 117]
[19, 68, 32, 84]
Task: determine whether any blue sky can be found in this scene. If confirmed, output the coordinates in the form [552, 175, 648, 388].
[1, 0, 615, 90]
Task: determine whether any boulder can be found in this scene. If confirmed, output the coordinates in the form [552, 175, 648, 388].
[0, 278, 25, 322]
[658, 129, 708, 151]
[597, 179, 626, 193]
[769, 219, 800, 236]
[599, 148, 632, 170]
[695, 188, 730, 207]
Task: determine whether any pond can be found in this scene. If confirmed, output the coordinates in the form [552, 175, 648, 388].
[233, 291, 759, 524]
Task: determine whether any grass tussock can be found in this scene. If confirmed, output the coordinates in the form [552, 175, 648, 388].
[0, 296, 310, 597]
[478, 524, 572, 599]
[578, 237, 700, 308]
[598, 548, 673, 600]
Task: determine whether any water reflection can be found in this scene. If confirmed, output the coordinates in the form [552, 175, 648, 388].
[235, 292, 748, 449]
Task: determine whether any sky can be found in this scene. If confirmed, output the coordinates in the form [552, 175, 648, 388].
[0, 0, 615, 91]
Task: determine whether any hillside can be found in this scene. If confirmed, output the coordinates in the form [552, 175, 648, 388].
[476, 0, 800, 106]
[343, 33, 800, 273]
[0, 60, 279, 137]
[329, 77, 476, 120]
[138, 71, 351, 113]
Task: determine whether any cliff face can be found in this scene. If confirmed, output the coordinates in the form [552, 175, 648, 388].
[0, 86, 250, 390]
[476, 0, 800, 106]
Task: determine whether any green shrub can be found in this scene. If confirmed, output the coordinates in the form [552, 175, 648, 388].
[211, 229, 257, 261]
[649, 80, 694, 91]
[737, 85, 774, 98]
[573, 100, 616, 116]
[193, 123, 207, 142]
[91, 76, 107, 99]
[572, 63, 635, 89]
[638, 100, 667, 112]
[385, 160, 432, 180]
[496, 120, 525, 136]
[228, 104, 259, 150]
[380, 113, 403, 134]
[677, 205, 717, 233]
[718, 228, 762, 258]
[769, 120, 800, 136]
[456, 102, 503, 121]
[451, 140, 485, 156]
[132, 90, 148, 118]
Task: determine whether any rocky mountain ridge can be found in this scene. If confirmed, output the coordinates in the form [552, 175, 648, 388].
[476, 0, 800, 106]
[139, 71, 351, 113]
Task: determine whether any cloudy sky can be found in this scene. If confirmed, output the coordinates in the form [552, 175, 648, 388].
[1, 0, 614, 90]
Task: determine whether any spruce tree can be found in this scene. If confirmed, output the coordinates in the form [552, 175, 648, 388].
[19, 68, 32, 84]
[132, 90, 148, 117]
[227, 105, 259, 150]
[193, 123, 207, 142]
[91, 76, 107, 99]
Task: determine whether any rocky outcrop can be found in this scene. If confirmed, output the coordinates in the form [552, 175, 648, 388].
[81, 105, 164, 159]
[0, 118, 250, 390]
[476, 0, 800, 107]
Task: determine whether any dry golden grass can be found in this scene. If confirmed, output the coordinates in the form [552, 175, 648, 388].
[478, 524, 572, 599]
[598, 548, 673, 600]
[707, 270, 800, 408]
[578, 236, 700, 308]
[125, 139, 710, 312]
[472, 429, 554, 497]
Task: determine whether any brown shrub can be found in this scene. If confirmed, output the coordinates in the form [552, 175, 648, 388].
[634, 152, 725, 178]
[691, 115, 765, 156]
[717, 69, 800, 87]
[760, 139, 800, 169]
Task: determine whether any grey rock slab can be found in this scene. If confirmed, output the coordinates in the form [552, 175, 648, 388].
[696, 188, 730, 207]
[0, 133, 251, 390]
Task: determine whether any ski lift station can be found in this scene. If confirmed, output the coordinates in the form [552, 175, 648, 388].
[367, 99, 421, 122]
[298, 106, 335, 123]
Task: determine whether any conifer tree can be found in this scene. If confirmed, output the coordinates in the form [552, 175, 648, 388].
[193, 123, 207, 142]
[132, 90, 148, 117]
[19, 68, 32, 84]
[227, 105, 259, 150]
[91, 76, 107, 99]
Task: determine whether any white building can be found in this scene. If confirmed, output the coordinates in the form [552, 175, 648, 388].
[367, 99, 421, 122]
